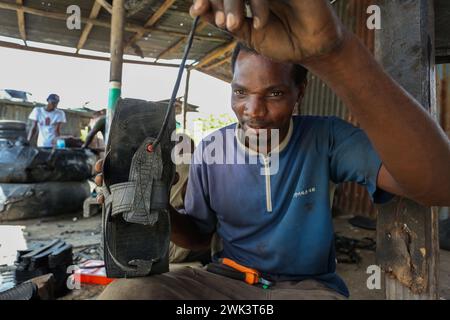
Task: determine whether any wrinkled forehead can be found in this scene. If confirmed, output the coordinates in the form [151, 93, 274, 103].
[232, 51, 295, 88]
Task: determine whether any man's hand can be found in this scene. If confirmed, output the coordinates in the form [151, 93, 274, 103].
[27, 120, 37, 143]
[190, 0, 346, 64]
[94, 159, 105, 204]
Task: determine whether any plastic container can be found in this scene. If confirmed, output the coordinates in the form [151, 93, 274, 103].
[56, 139, 66, 149]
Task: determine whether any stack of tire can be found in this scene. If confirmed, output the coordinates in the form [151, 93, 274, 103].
[0, 120, 95, 222]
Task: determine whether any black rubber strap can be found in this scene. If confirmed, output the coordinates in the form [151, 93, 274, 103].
[152, 16, 200, 148]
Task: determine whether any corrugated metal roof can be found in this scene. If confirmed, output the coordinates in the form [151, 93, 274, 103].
[1, 0, 448, 82]
[0, 0, 234, 80]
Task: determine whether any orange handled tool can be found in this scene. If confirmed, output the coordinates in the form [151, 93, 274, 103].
[220, 258, 272, 287]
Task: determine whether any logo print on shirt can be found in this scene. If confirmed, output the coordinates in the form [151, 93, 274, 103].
[45, 117, 51, 126]
[293, 187, 316, 198]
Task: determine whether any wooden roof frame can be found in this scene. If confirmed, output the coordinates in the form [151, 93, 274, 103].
[0, 0, 237, 82]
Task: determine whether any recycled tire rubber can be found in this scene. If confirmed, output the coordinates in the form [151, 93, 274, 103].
[0, 281, 38, 300]
[0, 120, 27, 131]
[102, 98, 175, 278]
[0, 144, 96, 183]
[0, 121, 27, 141]
[0, 129, 27, 140]
[0, 181, 90, 221]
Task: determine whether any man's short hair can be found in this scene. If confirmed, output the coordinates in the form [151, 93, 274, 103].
[231, 42, 308, 86]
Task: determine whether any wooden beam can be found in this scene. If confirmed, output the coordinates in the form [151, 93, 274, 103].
[156, 20, 209, 60]
[190, 41, 236, 70]
[198, 69, 231, 83]
[76, 1, 102, 53]
[16, 0, 26, 45]
[202, 54, 231, 71]
[0, 1, 225, 43]
[0, 40, 181, 68]
[126, 0, 153, 18]
[125, 0, 175, 48]
[95, 0, 112, 15]
[375, 0, 439, 300]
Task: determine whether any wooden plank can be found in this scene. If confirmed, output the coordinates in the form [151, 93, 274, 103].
[95, 0, 112, 15]
[15, 0, 26, 45]
[0, 40, 181, 68]
[156, 21, 209, 60]
[126, 0, 153, 18]
[191, 41, 236, 70]
[125, 0, 175, 48]
[76, 1, 102, 53]
[375, 0, 439, 300]
[203, 54, 231, 71]
[0, 1, 225, 43]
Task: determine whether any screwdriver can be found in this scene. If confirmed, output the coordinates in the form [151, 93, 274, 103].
[220, 258, 273, 288]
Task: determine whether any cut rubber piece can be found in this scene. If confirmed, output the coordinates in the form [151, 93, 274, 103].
[14, 240, 73, 298]
[0, 144, 96, 183]
[102, 98, 175, 278]
[348, 215, 377, 231]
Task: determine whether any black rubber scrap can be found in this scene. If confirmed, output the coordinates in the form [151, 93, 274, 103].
[334, 234, 376, 264]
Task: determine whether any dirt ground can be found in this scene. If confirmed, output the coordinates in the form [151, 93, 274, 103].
[1, 212, 449, 300]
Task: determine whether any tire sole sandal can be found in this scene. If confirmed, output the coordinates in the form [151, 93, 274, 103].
[102, 98, 175, 278]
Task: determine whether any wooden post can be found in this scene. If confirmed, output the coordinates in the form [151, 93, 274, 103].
[16, 0, 26, 45]
[182, 70, 191, 130]
[374, 0, 440, 300]
[107, 0, 125, 138]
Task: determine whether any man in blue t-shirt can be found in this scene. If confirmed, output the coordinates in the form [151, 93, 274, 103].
[98, 0, 450, 300]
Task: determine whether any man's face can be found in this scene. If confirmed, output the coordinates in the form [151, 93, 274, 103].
[231, 51, 304, 144]
[46, 101, 58, 111]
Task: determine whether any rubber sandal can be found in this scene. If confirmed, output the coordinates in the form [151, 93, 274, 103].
[102, 98, 175, 278]
[102, 17, 199, 278]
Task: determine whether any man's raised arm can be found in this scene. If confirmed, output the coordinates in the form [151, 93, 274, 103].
[190, 0, 450, 205]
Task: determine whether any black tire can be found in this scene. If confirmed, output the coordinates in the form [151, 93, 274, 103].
[0, 121, 27, 131]
[0, 144, 96, 183]
[0, 181, 91, 221]
[0, 129, 27, 140]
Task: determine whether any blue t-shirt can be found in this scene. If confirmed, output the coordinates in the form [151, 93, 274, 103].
[183, 116, 392, 297]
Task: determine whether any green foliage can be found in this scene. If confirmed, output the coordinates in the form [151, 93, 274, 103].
[195, 113, 236, 132]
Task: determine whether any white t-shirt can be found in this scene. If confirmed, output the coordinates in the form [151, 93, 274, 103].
[28, 107, 67, 147]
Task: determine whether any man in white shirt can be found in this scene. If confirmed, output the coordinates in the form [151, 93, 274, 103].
[27, 94, 66, 147]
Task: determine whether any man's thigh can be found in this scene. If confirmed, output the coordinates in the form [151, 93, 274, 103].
[98, 267, 265, 300]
